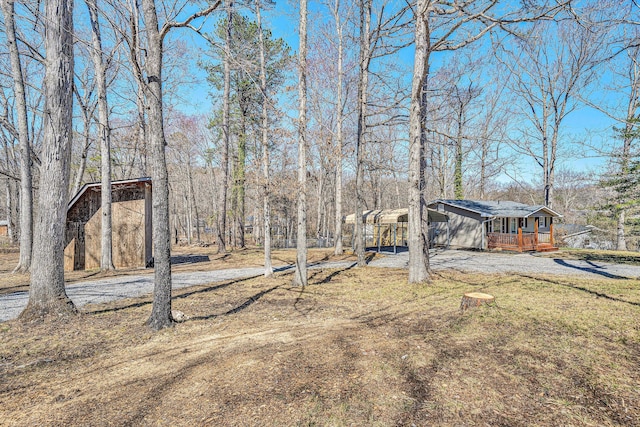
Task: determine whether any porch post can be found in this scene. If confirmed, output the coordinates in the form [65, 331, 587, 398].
[550, 217, 554, 246]
[534, 217, 539, 249]
[518, 219, 523, 252]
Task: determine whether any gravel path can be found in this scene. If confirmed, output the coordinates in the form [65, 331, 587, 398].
[2, 250, 639, 322]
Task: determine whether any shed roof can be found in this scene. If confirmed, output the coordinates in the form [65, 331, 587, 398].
[68, 177, 152, 210]
[344, 208, 448, 224]
[431, 199, 562, 219]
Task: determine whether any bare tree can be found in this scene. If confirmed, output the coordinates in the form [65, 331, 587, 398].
[1, 0, 33, 272]
[294, 0, 308, 287]
[408, 0, 567, 283]
[20, 0, 76, 319]
[331, 0, 346, 256]
[85, 0, 115, 271]
[353, 0, 371, 267]
[256, 1, 273, 276]
[217, 0, 233, 254]
[498, 14, 604, 208]
[140, 0, 222, 330]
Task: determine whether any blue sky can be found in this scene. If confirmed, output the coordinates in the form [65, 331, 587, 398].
[171, 1, 620, 187]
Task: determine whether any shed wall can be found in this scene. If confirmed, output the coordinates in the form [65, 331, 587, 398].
[85, 199, 146, 269]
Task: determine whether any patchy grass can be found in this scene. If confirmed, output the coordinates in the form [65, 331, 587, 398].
[0, 246, 361, 295]
[545, 248, 640, 266]
[1, 267, 639, 426]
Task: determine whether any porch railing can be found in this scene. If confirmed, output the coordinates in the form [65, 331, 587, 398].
[488, 232, 518, 248]
[538, 232, 551, 244]
[488, 232, 544, 252]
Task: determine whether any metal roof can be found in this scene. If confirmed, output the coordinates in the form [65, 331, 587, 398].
[343, 208, 448, 224]
[68, 177, 152, 210]
[431, 199, 562, 219]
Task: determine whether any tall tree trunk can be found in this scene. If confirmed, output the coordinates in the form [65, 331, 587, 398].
[127, 0, 148, 176]
[5, 179, 13, 243]
[294, 0, 308, 287]
[354, 0, 371, 267]
[235, 123, 246, 249]
[86, 0, 114, 271]
[256, 2, 273, 277]
[187, 162, 200, 243]
[2, 0, 33, 272]
[332, 0, 344, 256]
[454, 105, 464, 200]
[20, 0, 76, 319]
[141, 0, 173, 330]
[408, 0, 431, 283]
[71, 123, 91, 197]
[616, 82, 637, 251]
[217, 0, 233, 254]
[617, 210, 626, 251]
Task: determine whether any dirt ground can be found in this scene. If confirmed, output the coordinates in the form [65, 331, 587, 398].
[1, 257, 639, 426]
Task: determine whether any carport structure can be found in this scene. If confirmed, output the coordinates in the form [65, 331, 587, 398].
[344, 208, 449, 253]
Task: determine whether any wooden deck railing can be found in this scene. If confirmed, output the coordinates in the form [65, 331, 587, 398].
[488, 232, 550, 252]
[488, 232, 518, 248]
[538, 232, 551, 244]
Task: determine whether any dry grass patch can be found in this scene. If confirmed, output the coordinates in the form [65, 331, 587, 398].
[1, 267, 639, 426]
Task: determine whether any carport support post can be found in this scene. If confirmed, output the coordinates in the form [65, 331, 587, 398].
[393, 223, 397, 254]
[550, 218, 554, 246]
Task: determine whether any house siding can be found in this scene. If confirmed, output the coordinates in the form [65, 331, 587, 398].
[430, 204, 483, 249]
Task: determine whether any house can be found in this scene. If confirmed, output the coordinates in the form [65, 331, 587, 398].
[427, 199, 562, 252]
[65, 177, 152, 271]
[555, 224, 601, 249]
[343, 208, 449, 252]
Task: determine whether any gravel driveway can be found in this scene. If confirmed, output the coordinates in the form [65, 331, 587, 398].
[2, 250, 639, 322]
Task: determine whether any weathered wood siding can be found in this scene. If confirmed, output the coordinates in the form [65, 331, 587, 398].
[64, 181, 151, 271]
[85, 199, 146, 269]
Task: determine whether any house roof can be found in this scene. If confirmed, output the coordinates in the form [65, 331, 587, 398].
[556, 224, 596, 237]
[344, 208, 448, 224]
[430, 199, 562, 219]
[68, 177, 152, 210]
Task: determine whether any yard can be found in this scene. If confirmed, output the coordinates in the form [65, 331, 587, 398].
[1, 247, 639, 426]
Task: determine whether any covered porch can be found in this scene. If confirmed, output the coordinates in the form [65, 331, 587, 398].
[487, 215, 558, 252]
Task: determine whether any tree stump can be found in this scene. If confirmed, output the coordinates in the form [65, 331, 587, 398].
[460, 292, 495, 312]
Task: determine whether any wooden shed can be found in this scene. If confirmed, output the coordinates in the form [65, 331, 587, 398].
[64, 177, 152, 271]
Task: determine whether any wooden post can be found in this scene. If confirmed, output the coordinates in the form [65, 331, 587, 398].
[550, 217, 554, 246]
[393, 223, 397, 254]
[517, 220, 523, 252]
[534, 217, 539, 249]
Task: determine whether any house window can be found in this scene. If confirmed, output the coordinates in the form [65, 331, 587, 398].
[524, 218, 528, 229]
[510, 218, 517, 233]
